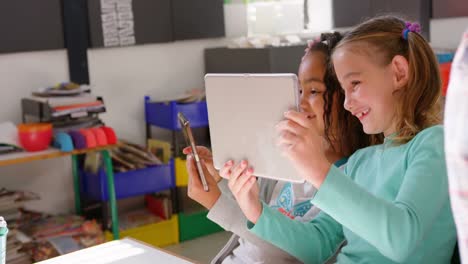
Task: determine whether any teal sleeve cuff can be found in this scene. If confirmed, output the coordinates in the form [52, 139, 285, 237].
[312, 165, 357, 210]
[247, 201, 273, 232]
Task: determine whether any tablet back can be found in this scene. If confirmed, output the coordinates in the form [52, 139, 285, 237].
[205, 73, 304, 183]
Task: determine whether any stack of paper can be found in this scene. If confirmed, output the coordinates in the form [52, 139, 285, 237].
[0, 189, 41, 264]
[23, 82, 106, 133]
[0, 122, 23, 155]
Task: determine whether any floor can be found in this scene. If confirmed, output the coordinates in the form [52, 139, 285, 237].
[164, 231, 232, 263]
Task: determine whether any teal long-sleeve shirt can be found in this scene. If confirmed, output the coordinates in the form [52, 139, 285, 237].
[249, 125, 456, 263]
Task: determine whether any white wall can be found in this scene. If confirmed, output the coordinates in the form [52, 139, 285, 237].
[0, 50, 74, 214]
[88, 38, 228, 145]
[0, 38, 227, 214]
[87, 38, 226, 216]
[431, 17, 468, 49]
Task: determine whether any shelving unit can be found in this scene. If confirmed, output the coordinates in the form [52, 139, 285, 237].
[0, 145, 121, 240]
[81, 160, 174, 201]
[79, 153, 178, 247]
[144, 96, 223, 242]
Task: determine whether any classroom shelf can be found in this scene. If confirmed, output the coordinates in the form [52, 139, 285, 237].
[144, 96, 208, 130]
[0, 145, 116, 167]
[81, 159, 175, 201]
[0, 145, 122, 239]
[144, 95, 216, 241]
[105, 215, 179, 247]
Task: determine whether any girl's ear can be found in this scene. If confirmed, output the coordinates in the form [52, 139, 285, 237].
[391, 55, 409, 91]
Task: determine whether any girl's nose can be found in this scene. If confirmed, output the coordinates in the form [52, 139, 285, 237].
[299, 96, 310, 112]
[344, 95, 353, 112]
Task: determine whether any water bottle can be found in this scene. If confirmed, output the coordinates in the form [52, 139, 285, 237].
[0, 217, 7, 264]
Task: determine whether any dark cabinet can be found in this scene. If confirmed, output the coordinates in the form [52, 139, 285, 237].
[172, 0, 225, 40]
[204, 45, 306, 74]
[87, 0, 225, 47]
[0, 0, 64, 53]
[0, 0, 225, 53]
[205, 47, 271, 73]
[87, 0, 173, 48]
[332, 0, 430, 39]
[433, 0, 468, 18]
[332, 0, 372, 28]
[371, 0, 430, 39]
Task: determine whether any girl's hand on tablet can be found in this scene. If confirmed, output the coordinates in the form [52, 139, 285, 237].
[186, 154, 221, 209]
[223, 160, 262, 224]
[276, 110, 331, 188]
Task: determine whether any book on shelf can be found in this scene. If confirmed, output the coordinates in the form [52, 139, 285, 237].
[33, 83, 91, 97]
[0, 122, 23, 150]
[145, 192, 172, 220]
[27, 93, 98, 107]
[51, 102, 105, 117]
[118, 208, 163, 231]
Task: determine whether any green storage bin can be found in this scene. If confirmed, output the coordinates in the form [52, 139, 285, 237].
[178, 210, 223, 241]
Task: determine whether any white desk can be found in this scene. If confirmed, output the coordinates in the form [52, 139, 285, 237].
[37, 238, 196, 264]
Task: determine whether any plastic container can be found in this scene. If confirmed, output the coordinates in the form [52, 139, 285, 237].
[105, 215, 179, 247]
[0, 217, 7, 264]
[175, 158, 189, 187]
[101, 126, 117, 144]
[91, 127, 108, 146]
[17, 123, 52, 151]
[439, 62, 452, 97]
[79, 129, 97, 148]
[178, 210, 223, 241]
[144, 96, 209, 130]
[436, 52, 455, 64]
[145, 194, 171, 220]
[81, 160, 175, 201]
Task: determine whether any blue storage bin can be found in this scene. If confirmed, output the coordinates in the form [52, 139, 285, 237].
[436, 52, 455, 64]
[144, 96, 209, 130]
[81, 159, 175, 201]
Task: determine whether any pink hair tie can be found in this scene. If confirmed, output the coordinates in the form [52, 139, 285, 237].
[402, 22, 421, 40]
[304, 37, 321, 53]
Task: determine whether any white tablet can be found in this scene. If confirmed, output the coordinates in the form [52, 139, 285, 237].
[204, 73, 304, 183]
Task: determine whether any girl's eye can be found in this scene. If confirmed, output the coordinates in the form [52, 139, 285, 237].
[310, 89, 322, 95]
[300, 87, 322, 97]
[351, 81, 361, 90]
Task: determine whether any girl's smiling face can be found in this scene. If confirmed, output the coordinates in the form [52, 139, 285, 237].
[298, 51, 328, 137]
[332, 46, 405, 136]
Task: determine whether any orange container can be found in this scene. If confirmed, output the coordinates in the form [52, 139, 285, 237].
[17, 123, 53, 152]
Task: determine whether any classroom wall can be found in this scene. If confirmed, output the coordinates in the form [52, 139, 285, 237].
[0, 50, 73, 214]
[0, 16, 465, 214]
[431, 17, 468, 48]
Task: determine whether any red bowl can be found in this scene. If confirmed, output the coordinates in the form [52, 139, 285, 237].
[17, 123, 53, 152]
